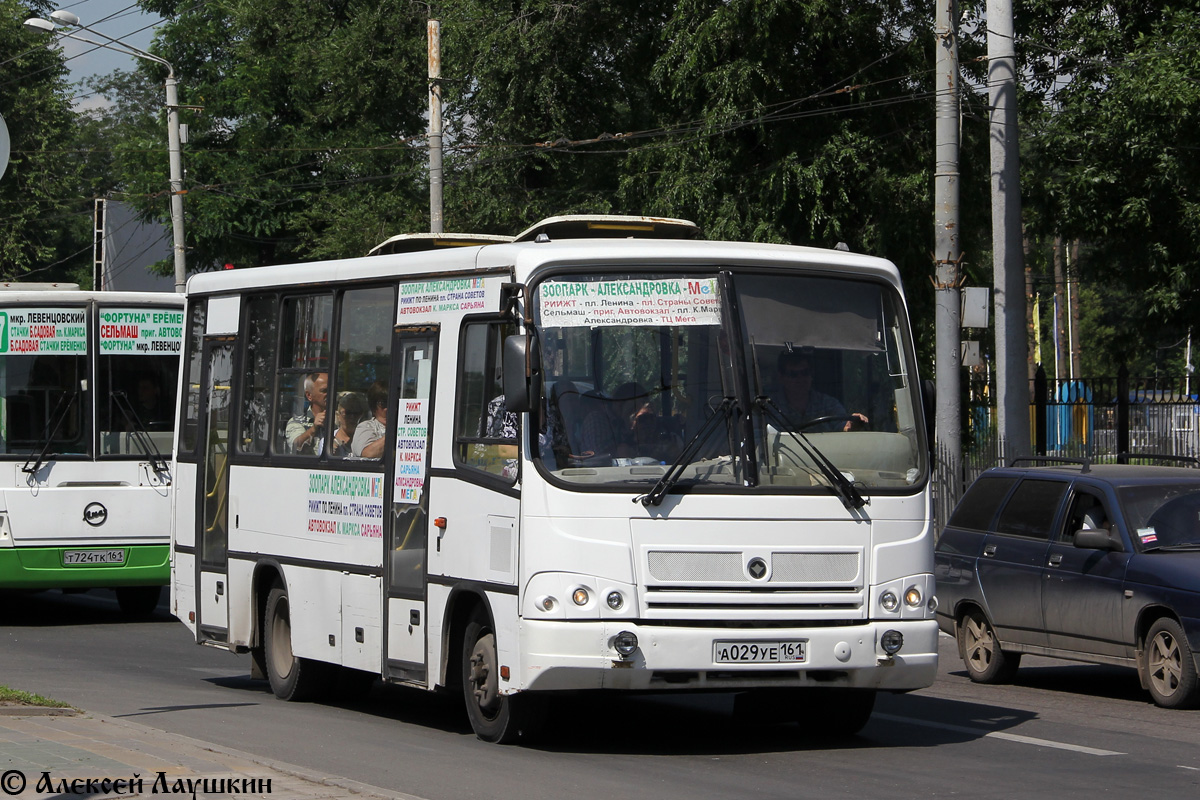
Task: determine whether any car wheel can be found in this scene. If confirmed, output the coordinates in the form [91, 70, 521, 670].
[958, 609, 1021, 683]
[1144, 617, 1200, 709]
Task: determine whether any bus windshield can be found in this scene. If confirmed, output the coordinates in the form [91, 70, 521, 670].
[531, 271, 926, 493]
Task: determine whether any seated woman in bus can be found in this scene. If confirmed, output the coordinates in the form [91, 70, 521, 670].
[769, 350, 867, 432]
[351, 382, 388, 459]
[330, 391, 368, 459]
[286, 372, 330, 455]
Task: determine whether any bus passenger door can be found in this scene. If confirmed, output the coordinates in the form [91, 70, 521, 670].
[384, 327, 437, 684]
[196, 339, 234, 642]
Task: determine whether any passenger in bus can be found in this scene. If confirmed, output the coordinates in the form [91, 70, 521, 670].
[330, 391, 368, 459]
[285, 372, 329, 455]
[579, 382, 676, 462]
[133, 374, 170, 428]
[351, 381, 388, 459]
[770, 350, 868, 432]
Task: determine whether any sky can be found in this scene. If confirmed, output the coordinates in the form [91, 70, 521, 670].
[44, 0, 163, 108]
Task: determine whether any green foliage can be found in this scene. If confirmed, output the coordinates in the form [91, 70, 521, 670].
[0, 0, 92, 283]
[1019, 2, 1200, 376]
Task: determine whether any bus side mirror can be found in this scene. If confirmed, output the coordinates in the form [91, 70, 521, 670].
[922, 378, 936, 452]
[503, 334, 536, 413]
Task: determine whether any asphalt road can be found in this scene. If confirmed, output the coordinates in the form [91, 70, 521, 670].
[3, 588, 1199, 800]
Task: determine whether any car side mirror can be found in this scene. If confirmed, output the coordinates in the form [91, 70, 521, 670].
[1074, 527, 1120, 551]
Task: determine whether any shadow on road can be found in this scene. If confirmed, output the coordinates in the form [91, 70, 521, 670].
[0, 588, 172, 626]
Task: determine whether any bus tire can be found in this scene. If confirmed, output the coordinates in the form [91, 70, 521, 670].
[461, 609, 542, 743]
[115, 586, 161, 617]
[264, 585, 330, 701]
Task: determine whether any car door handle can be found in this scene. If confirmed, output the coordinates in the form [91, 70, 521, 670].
[983, 544, 997, 557]
[1048, 554, 1063, 567]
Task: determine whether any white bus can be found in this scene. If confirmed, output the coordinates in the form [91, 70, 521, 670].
[0, 287, 184, 615]
[172, 216, 937, 741]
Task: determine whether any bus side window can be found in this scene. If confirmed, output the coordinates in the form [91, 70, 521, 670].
[335, 286, 393, 461]
[274, 294, 332, 457]
[239, 294, 277, 455]
[455, 320, 517, 477]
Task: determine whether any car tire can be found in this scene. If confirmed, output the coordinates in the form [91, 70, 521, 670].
[958, 609, 1021, 684]
[1144, 617, 1200, 709]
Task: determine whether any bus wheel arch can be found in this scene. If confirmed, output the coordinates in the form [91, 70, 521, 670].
[249, 562, 285, 681]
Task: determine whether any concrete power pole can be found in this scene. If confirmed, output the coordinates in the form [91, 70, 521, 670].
[428, 19, 444, 234]
[989, 0, 1030, 458]
[934, 0, 963, 497]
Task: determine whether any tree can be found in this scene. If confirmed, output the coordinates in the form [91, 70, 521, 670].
[0, 0, 93, 283]
[1018, 2, 1200, 375]
[97, 0, 433, 271]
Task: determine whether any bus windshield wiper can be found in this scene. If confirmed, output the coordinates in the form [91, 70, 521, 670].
[111, 391, 170, 475]
[22, 390, 77, 476]
[756, 396, 866, 511]
[636, 396, 737, 507]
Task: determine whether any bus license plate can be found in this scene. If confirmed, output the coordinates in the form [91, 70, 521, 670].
[63, 549, 125, 565]
[713, 641, 806, 664]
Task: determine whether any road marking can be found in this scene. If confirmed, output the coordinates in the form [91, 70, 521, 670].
[1179, 766, 1200, 771]
[874, 713, 1125, 756]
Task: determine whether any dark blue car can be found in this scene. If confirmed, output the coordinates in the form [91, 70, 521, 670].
[935, 460, 1200, 708]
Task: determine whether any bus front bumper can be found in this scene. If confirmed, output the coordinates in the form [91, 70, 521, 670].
[516, 618, 938, 693]
[0, 545, 169, 590]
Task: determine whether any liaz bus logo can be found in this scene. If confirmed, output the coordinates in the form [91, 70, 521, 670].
[83, 502, 108, 527]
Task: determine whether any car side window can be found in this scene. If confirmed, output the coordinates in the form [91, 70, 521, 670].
[1061, 489, 1112, 545]
[947, 475, 1017, 531]
[994, 479, 1067, 540]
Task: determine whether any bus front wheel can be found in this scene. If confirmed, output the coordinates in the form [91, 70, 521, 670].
[264, 585, 329, 701]
[461, 609, 542, 743]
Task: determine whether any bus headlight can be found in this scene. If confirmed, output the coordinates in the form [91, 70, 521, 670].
[538, 595, 556, 612]
[904, 586, 922, 608]
[612, 630, 638, 658]
[879, 590, 899, 612]
[572, 588, 590, 606]
[606, 591, 623, 610]
[881, 630, 904, 655]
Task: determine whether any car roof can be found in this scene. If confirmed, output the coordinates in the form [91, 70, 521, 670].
[982, 463, 1200, 488]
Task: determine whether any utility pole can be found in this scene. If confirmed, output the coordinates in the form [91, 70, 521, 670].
[934, 0, 963, 493]
[428, 19, 444, 234]
[989, 0, 1030, 457]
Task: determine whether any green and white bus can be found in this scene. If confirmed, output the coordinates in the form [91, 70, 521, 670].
[0, 287, 184, 615]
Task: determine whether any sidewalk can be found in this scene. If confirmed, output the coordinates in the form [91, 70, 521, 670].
[0, 706, 419, 800]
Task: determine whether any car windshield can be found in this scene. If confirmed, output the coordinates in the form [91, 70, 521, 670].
[530, 270, 926, 493]
[1119, 482, 1200, 548]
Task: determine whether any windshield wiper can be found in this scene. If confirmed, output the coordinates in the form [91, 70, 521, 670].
[1141, 542, 1200, 552]
[22, 390, 78, 476]
[756, 396, 866, 511]
[636, 397, 737, 507]
[111, 391, 170, 475]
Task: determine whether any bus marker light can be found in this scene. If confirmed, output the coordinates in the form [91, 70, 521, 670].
[613, 631, 638, 657]
[434, 517, 447, 529]
[881, 630, 904, 655]
[904, 586, 922, 607]
[572, 588, 589, 606]
[538, 596, 555, 611]
[500, 665, 510, 681]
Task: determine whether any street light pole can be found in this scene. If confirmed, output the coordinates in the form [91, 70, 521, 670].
[25, 11, 187, 293]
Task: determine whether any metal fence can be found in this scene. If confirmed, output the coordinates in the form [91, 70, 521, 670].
[932, 367, 1200, 531]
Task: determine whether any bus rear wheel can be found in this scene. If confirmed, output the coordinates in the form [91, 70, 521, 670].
[264, 585, 330, 701]
[115, 586, 161, 617]
[461, 609, 542, 743]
